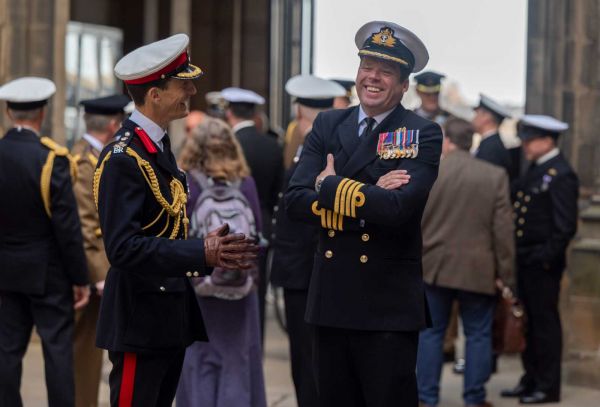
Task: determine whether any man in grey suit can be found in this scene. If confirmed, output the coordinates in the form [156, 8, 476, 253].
[417, 117, 515, 407]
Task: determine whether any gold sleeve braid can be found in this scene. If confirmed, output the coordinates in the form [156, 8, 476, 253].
[312, 201, 344, 231]
[93, 147, 189, 240]
[334, 178, 365, 218]
[40, 137, 78, 218]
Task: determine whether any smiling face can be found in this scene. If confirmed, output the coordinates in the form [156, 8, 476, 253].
[355, 56, 408, 117]
[153, 79, 197, 124]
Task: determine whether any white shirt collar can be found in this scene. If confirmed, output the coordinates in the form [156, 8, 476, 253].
[82, 133, 104, 152]
[129, 109, 166, 151]
[15, 125, 40, 137]
[232, 120, 256, 133]
[536, 147, 560, 165]
[358, 105, 396, 127]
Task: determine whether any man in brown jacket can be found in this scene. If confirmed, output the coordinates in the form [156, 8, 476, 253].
[71, 94, 130, 407]
[416, 117, 515, 407]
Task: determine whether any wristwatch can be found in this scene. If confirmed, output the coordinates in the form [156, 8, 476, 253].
[315, 177, 325, 193]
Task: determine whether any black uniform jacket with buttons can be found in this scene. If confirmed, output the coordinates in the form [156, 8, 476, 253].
[95, 119, 208, 353]
[476, 133, 515, 181]
[270, 160, 318, 290]
[512, 152, 578, 272]
[285, 104, 442, 331]
[235, 125, 284, 235]
[0, 127, 88, 295]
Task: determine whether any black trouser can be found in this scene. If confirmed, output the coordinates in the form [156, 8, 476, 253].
[517, 262, 562, 397]
[284, 289, 318, 407]
[108, 349, 185, 407]
[0, 283, 74, 407]
[314, 326, 419, 407]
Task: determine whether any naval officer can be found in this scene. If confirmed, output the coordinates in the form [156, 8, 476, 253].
[94, 34, 257, 406]
[285, 20, 442, 406]
[501, 115, 578, 404]
[0, 77, 90, 407]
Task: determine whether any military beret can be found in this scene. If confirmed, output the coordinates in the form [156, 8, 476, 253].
[355, 21, 429, 73]
[0, 77, 56, 110]
[114, 34, 202, 85]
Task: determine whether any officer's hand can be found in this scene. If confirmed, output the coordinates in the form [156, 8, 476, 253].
[73, 285, 91, 310]
[316, 154, 336, 181]
[95, 280, 105, 297]
[204, 232, 259, 269]
[376, 170, 411, 190]
[206, 223, 230, 239]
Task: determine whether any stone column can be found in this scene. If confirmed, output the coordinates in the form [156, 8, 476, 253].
[0, 0, 68, 143]
[527, 0, 600, 389]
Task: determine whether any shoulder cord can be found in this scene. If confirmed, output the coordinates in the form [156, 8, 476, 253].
[93, 148, 189, 240]
[40, 137, 78, 218]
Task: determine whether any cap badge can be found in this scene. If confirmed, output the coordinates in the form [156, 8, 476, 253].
[372, 27, 397, 48]
[376, 127, 420, 159]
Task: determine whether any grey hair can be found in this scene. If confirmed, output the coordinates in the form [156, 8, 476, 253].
[84, 113, 120, 132]
[8, 108, 43, 121]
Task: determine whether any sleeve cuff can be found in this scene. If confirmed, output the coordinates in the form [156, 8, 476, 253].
[318, 175, 365, 218]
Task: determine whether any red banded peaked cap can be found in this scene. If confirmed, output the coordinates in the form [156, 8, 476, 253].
[114, 33, 203, 85]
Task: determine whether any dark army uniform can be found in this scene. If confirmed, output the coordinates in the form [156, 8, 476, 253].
[94, 120, 208, 405]
[0, 127, 89, 406]
[286, 104, 442, 405]
[511, 152, 578, 400]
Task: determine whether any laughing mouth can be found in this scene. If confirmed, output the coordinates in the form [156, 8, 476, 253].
[365, 86, 382, 93]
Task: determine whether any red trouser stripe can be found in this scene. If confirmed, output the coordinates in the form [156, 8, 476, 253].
[119, 352, 137, 407]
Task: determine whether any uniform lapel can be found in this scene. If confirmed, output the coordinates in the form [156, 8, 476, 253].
[337, 107, 360, 160]
[341, 104, 407, 178]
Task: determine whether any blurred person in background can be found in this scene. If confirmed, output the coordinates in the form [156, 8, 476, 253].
[417, 117, 514, 407]
[271, 74, 345, 407]
[185, 110, 206, 137]
[176, 117, 266, 407]
[0, 77, 90, 407]
[472, 94, 516, 181]
[223, 86, 284, 341]
[71, 94, 130, 407]
[413, 71, 451, 126]
[501, 115, 578, 404]
[331, 78, 355, 109]
[205, 91, 227, 120]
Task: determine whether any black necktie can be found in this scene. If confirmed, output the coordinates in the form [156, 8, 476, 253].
[360, 117, 376, 138]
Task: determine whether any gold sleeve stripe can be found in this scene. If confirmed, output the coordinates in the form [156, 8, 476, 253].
[351, 186, 366, 218]
[312, 201, 327, 229]
[312, 201, 346, 231]
[343, 181, 360, 217]
[331, 210, 338, 230]
[339, 180, 358, 216]
[326, 209, 332, 229]
[333, 178, 351, 214]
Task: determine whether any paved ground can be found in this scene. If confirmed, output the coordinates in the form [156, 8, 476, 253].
[21, 310, 600, 406]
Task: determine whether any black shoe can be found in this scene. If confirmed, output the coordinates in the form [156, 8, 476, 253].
[500, 383, 531, 398]
[519, 391, 560, 404]
[453, 358, 465, 374]
[443, 349, 456, 363]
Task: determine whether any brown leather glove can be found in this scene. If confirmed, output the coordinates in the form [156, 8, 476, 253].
[204, 224, 259, 269]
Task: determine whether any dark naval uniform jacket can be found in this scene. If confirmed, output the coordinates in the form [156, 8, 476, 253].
[285, 104, 442, 331]
[270, 160, 318, 290]
[94, 119, 207, 353]
[476, 133, 515, 180]
[0, 127, 88, 294]
[512, 152, 578, 273]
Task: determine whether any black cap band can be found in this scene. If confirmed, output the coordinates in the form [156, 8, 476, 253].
[296, 97, 334, 109]
[7, 100, 48, 111]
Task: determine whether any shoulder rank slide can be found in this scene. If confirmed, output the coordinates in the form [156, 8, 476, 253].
[377, 127, 419, 159]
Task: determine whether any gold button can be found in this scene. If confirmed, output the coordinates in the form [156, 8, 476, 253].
[159, 286, 166, 292]
[516, 230, 523, 237]
[193, 271, 200, 277]
[328, 230, 335, 238]
[517, 191, 524, 198]
[518, 218, 525, 225]
[186, 271, 192, 277]
[521, 207, 528, 213]
[514, 201, 521, 208]
[524, 195, 531, 202]
[325, 250, 333, 259]
[361, 234, 370, 242]
[360, 255, 368, 263]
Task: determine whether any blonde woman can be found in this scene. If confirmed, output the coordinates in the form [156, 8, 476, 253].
[176, 118, 267, 407]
